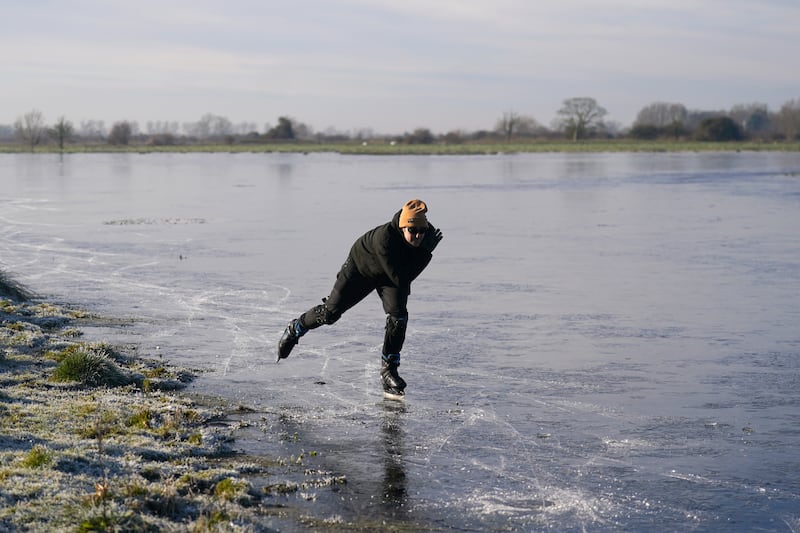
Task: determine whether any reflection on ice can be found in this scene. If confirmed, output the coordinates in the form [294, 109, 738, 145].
[380, 401, 408, 515]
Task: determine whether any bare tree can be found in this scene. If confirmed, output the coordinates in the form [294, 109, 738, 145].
[49, 116, 74, 150]
[79, 120, 107, 140]
[353, 128, 375, 141]
[14, 109, 47, 150]
[210, 116, 232, 138]
[495, 112, 545, 140]
[631, 102, 689, 139]
[556, 97, 607, 141]
[146, 121, 179, 135]
[634, 102, 688, 128]
[516, 116, 545, 136]
[184, 113, 233, 140]
[234, 122, 258, 135]
[320, 126, 350, 142]
[292, 120, 315, 141]
[777, 98, 800, 140]
[496, 111, 520, 141]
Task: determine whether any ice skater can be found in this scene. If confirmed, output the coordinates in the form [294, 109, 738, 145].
[277, 199, 443, 399]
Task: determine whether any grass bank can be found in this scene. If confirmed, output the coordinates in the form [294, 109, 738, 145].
[1, 140, 799, 155]
[0, 272, 414, 532]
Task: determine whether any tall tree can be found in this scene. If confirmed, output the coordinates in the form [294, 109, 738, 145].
[266, 117, 295, 139]
[496, 111, 520, 141]
[634, 102, 688, 128]
[49, 116, 74, 150]
[79, 120, 106, 139]
[146, 121, 179, 135]
[777, 98, 800, 140]
[556, 97, 607, 141]
[185, 113, 233, 139]
[14, 109, 47, 151]
[108, 121, 133, 145]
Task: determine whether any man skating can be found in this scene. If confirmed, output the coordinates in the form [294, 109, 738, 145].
[277, 199, 442, 399]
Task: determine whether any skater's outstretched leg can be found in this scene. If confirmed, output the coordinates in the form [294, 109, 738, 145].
[276, 303, 332, 362]
[277, 268, 373, 363]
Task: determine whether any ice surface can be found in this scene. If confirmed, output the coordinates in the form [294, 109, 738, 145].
[2, 151, 800, 530]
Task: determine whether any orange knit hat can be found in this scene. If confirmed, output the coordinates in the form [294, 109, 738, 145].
[399, 199, 429, 228]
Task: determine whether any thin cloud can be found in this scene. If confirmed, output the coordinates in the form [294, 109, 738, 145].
[1, 0, 798, 132]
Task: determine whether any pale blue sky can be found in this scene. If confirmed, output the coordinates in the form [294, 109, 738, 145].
[2, 0, 798, 134]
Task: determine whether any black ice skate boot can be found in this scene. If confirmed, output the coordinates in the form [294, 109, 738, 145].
[381, 354, 406, 400]
[276, 319, 306, 362]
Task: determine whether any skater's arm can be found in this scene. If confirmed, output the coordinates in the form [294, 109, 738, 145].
[377, 245, 407, 291]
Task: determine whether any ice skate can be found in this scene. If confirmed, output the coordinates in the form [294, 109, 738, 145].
[276, 319, 306, 362]
[381, 354, 406, 400]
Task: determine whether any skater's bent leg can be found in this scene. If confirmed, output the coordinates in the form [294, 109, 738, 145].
[299, 264, 375, 331]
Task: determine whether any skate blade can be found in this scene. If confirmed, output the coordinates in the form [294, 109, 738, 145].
[383, 390, 406, 401]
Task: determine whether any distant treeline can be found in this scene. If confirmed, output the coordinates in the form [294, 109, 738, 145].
[3, 97, 800, 151]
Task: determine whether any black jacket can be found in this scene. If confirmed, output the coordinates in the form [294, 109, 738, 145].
[348, 209, 435, 294]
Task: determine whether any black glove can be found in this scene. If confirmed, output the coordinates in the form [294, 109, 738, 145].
[421, 227, 443, 253]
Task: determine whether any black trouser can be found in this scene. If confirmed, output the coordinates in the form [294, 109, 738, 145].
[298, 257, 408, 355]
